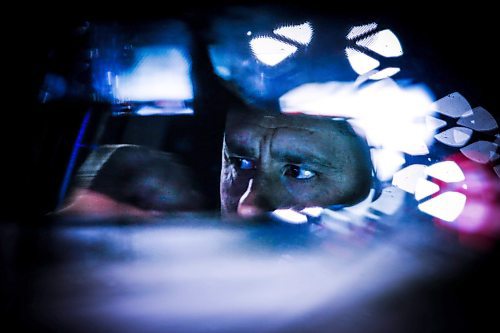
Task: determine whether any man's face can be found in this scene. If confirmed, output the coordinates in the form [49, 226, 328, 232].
[220, 109, 374, 217]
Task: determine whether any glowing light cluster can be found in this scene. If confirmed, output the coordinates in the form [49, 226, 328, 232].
[345, 23, 403, 80]
[432, 92, 499, 170]
[250, 37, 298, 66]
[250, 22, 313, 66]
[280, 78, 435, 156]
[113, 47, 193, 102]
[392, 161, 468, 222]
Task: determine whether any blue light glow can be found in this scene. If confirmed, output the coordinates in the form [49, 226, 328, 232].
[113, 47, 193, 102]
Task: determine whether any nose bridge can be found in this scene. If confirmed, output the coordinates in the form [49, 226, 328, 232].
[258, 127, 274, 170]
[237, 128, 283, 217]
[239, 172, 272, 206]
[253, 128, 279, 202]
[237, 167, 277, 218]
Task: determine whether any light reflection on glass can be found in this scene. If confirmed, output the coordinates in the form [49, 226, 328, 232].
[345, 48, 380, 75]
[460, 141, 499, 164]
[250, 36, 298, 66]
[414, 179, 440, 201]
[273, 22, 313, 45]
[271, 209, 308, 224]
[418, 191, 467, 222]
[355, 29, 403, 57]
[425, 161, 465, 183]
[112, 47, 192, 102]
[457, 106, 498, 132]
[434, 127, 473, 147]
[432, 92, 472, 118]
[346, 22, 378, 40]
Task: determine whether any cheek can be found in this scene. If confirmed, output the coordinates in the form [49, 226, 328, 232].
[283, 180, 339, 206]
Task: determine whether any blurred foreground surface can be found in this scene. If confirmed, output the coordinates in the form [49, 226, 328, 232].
[1, 213, 498, 333]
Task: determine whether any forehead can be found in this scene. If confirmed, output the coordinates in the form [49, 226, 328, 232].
[225, 110, 356, 144]
[224, 110, 368, 166]
[226, 109, 340, 131]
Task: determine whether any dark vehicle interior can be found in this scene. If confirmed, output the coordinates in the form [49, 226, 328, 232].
[3, 2, 499, 332]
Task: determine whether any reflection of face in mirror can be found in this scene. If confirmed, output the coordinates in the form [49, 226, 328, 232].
[220, 108, 374, 218]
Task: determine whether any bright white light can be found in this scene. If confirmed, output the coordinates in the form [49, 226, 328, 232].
[425, 115, 447, 131]
[371, 149, 405, 181]
[392, 164, 427, 194]
[425, 161, 465, 182]
[369, 186, 405, 215]
[414, 178, 440, 201]
[135, 106, 194, 116]
[345, 48, 380, 75]
[300, 207, 324, 217]
[457, 106, 498, 132]
[356, 29, 403, 57]
[250, 36, 298, 66]
[418, 192, 466, 222]
[368, 67, 400, 80]
[346, 22, 378, 40]
[271, 209, 308, 224]
[114, 48, 193, 102]
[273, 22, 313, 45]
[433, 92, 472, 118]
[279, 79, 435, 156]
[434, 127, 473, 147]
[460, 141, 499, 164]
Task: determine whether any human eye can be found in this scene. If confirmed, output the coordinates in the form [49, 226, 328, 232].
[230, 157, 256, 170]
[282, 164, 316, 179]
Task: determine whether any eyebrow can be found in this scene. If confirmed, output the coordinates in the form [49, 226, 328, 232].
[224, 138, 258, 158]
[276, 151, 336, 169]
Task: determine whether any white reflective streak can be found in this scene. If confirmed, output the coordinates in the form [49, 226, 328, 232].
[368, 67, 400, 80]
[135, 106, 193, 116]
[250, 36, 298, 66]
[272, 209, 308, 224]
[425, 161, 465, 182]
[114, 48, 192, 102]
[346, 22, 378, 40]
[273, 22, 313, 45]
[356, 29, 403, 57]
[345, 48, 380, 75]
[300, 206, 324, 217]
[418, 192, 466, 222]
